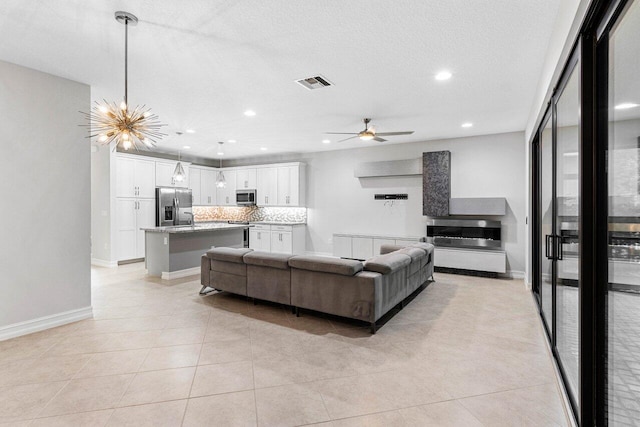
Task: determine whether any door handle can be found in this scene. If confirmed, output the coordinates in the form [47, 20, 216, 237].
[557, 235, 564, 261]
[545, 234, 553, 259]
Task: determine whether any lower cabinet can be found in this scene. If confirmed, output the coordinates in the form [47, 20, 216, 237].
[332, 233, 425, 260]
[249, 225, 271, 252]
[250, 224, 305, 254]
[115, 198, 155, 261]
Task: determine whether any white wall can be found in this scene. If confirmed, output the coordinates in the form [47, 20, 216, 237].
[306, 132, 526, 276]
[90, 141, 112, 264]
[0, 60, 91, 339]
[229, 131, 527, 276]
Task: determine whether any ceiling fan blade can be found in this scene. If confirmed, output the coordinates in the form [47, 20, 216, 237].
[338, 136, 359, 143]
[325, 132, 359, 135]
[372, 136, 387, 142]
[374, 131, 415, 136]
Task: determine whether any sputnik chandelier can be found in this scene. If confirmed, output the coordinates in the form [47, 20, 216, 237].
[82, 11, 165, 150]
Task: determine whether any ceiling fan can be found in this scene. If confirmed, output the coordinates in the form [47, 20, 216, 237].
[326, 118, 414, 142]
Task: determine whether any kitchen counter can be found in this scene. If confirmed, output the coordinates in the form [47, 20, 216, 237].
[249, 221, 306, 226]
[143, 224, 248, 278]
[142, 223, 250, 234]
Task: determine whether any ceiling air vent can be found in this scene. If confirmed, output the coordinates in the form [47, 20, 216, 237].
[295, 75, 332, 90]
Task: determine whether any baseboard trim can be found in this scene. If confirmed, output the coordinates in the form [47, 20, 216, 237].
[91, 258, 117, 268]
[161, 267, 200, 280]
[507, 270, 525, 279]
[0, 306, 93, 341]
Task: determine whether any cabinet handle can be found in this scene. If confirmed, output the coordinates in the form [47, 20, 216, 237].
[258, 232, 261, 240]
[208, 196, 211, 204]
[244, 180, 248, 188]
[226, 196, 229, 204]
[265, 196, 268, 204]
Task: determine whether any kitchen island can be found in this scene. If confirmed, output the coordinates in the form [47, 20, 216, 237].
[142, 223, 249, 279]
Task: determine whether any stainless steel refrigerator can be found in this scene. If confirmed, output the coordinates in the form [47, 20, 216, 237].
[156, 187, 193, 227]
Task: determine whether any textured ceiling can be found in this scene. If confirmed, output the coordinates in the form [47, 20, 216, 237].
[0, 0, 562, 159]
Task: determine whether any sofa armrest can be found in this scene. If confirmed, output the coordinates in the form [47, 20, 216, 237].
[364, 253, 411, 274]
[379, 244, 406, 255]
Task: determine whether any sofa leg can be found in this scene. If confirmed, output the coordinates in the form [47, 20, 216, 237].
[290, 306, 296, 315]
[295, 307, 300, 317]
[252, 298, 257, 306]
[199, 285, 216, 296]
[370, 322, 377, 334]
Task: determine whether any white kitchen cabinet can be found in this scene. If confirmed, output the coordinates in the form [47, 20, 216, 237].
[190, 167, 217, 206]
[116, 198, 155, 261]
[257, 168, 278, 206]
[271, 230, 293, 254]
[189, 167, 202, 204]
[201, 169, 218, 206]
[216, 170, 237, 206]
[236, 168, 257, 190]
[249, 225, 271, 251]
[116, 156, 156, 198]
[156, 161, 190, 188]
[276, 165, 305, 206]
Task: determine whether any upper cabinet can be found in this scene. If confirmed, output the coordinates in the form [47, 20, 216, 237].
[277, 165, 305, 206]
[257, 167, 278, 206]
[189, 167, 202, 204]
[201, 169, 218, 206]
[256, 163, 305, 207]
[115, 156, 156, 198]
[236, 168, 257, 190]
[217, 170, 237, 206]
[189, 166, 218, 206]
[156, 161, 190, 188]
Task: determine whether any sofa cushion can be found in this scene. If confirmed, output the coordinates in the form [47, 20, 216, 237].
[379, 244, 406, 255]
[364, 253, 411, 274]
[410, 242, 434, 254]
[289, 255, 363, 276]
[397, 247, 426, 262]
[206, 247, 253, 263]
[244, 251, 293, 270]
[211, 260, 246, 276]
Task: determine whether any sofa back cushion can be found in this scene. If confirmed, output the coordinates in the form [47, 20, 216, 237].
[244, 251, 293, 270]
[379, 244, 406, 255]
[364, 252, 411, 274]
[289, 255, 363, 276]
[206, 247, 253, 264]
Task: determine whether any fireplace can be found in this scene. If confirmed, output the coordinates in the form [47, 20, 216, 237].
[426, 219, 501, 249]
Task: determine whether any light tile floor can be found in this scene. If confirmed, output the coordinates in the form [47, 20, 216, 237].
[0, 264, 568, 426]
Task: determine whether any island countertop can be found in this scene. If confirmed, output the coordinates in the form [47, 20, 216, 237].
[141, 223, 250, 234]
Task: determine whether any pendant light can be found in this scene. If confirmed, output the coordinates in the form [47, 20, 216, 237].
[82, 11, 165, 150]
[173, 151, 186, 182]
[215, 142, 226, 188]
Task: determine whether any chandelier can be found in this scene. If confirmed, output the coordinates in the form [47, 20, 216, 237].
[82, 11, 165, 150]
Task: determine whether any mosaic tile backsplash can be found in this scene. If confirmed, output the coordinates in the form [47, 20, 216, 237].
[193, 206, 307, 223]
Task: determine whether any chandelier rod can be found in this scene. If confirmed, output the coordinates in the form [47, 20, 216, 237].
[124, 16, 129, 106]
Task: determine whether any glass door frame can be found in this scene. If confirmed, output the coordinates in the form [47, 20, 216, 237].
[530, 0, 634, 423]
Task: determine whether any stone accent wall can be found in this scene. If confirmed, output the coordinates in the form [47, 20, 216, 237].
[423, 151, 451, 216]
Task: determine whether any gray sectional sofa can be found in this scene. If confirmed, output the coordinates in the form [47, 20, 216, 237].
[200, 243, 434, 333]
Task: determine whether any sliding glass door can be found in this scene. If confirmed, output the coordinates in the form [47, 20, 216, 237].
[606, 1, 640, 423]
[536, 58, 581, 416]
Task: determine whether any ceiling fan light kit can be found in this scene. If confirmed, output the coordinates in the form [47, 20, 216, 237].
[82, 11, 166, 151]
[325, 118, 414, 143]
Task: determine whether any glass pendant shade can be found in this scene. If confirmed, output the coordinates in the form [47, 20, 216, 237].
[173, 161, 186, 182]
[215, 171, 226, 188]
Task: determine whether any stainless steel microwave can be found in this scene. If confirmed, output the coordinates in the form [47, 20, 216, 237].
[236, 189, 257, 206]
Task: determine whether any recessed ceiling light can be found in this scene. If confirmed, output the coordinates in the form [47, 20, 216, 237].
[244, 110, 256, 117]
[185, 129, 195, 133]
[615, 102, 639, 110]
[435, 71, 452, 81]
[260, 147, 267, 151]
[461, 122, 473, 128]
[228, 139, 237, 143]
[322, 139, 331, 144]
[217, 151, 224, 156]
[182, 145, 191, 149]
